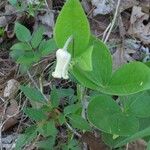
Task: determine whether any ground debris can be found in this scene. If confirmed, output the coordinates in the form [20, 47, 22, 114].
[3, 79, 20, 99]
[128, 6, 150, 44]
[91, 0, 115, 16]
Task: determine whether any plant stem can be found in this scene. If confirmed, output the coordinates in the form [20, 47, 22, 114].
[63, 36, 73, 51]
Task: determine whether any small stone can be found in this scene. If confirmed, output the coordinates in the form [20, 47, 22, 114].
[3, 79, 20, 98]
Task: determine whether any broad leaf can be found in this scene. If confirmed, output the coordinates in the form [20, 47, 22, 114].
[17, 51, 40, 65]
[72, 38, 112, 89]
[64, 139, 81, 150]
[87, 95, 139, 136]
[15, 126, 37, 150]
[72, 35, 150, 95]
[31, 26, 45, 48]
[15, 23, 31, 42]
[36, 137, 56, 150]
[77, 46, 93, 71]
[11, 42, 32, 51]
[54, 0, 90, 56]
[38, 121, 57, 137]
[39, 39, 57, 56]
[102, 133, 126, 148]
[24, 108, 47, 121]
[20, 85, 46, 103]
[10, 49, 25, 60]
[114, 126, 150, 148]
[72, 65, 99, 90]
[67, 114, 91, 131]
[64, 103, 81, 116]
[90, 38, 112, 85]
[121, 92, 150, 118]
[102, 118, 150, 148]
[57, 88, 74, 98]
[105, 62, 150, 95]
[50, 87, 60, 108]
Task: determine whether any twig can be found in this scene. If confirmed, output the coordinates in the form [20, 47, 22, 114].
[66, 122, 81, 138]
[27, 71, 39, 89]
[104, 0, 121, 43]
[126, 143, 129, 150]
[0, 96, 5, 102]
[102, 23, 111, 41]
[27, 71, 48, 102]
[27, 71, 49, 102]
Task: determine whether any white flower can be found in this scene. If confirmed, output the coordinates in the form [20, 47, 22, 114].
[52, 48, 71, 79]
[52, 36, 73, 79]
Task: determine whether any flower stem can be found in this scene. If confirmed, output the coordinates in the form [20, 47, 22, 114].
[63, 35, 73, 51]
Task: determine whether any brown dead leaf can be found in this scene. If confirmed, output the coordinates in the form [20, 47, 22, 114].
[113, 48, 127, 70]
[128, 6, 150, 44]
[5, 22, 15, 39]
[140, 0, 150, 14]
[120, 0, 138, 12]
[128, 139, 147, 150]
[91, 0, 115, 15]
[35, 11, 54, 38]
[113, 46, 135, 70]
[0, 100, 19, 131]
[81, 132, 108, 150]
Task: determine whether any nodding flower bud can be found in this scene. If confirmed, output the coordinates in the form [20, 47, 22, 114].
[52, 49, 71, 79]
[52, 36, 72, 79]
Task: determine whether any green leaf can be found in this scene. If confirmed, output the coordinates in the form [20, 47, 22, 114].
[50, 87, 60, 108]
[72, 37, 112, 89]
[17, 51, 40, 65]
[15, 126, 37, 150]
[67, 139, 81, 150]
[77, 46, 93, 71]
[57, 88, 74, 98]
[103, 118, 150, 148]
[105, 62, 150, 95]
[54, 0, 90, 56]
[139, 117, 150, 131]
[24, 108, 47, 121]
[64, 103, 81, 116]
[102, 133, 126, 148]
[147, 141, 150, 150]
[71, 65, 99, 90]
[38, 121, 57, 137]
[67, 114, 91, 131]
[39, 39, 57, 56]
[11, 42, 32, 51]
[58, 114, 66, 125]
[15, 23, 31, 42]
[8, 0, 17, 5]
[36, 137, 56, 150]
[114, 126, 150, 148]
[121, 92, 150, 118]
[72, 35, 150, 95]
[89, 38, 112, 85]
[19, 64, 30, 73]
[20, 85, 46, 103]
[10, 49, 25, 60]
[87, 95, 139, 136]
[31, 26, 45, 48]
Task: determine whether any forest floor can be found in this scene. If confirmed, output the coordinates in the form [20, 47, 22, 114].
[0, 0, 149, 149]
